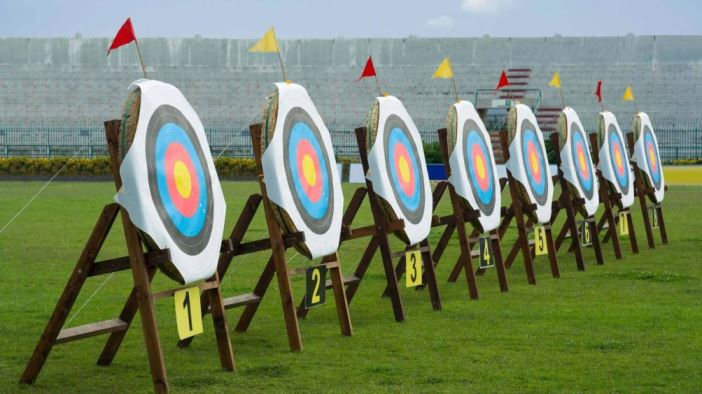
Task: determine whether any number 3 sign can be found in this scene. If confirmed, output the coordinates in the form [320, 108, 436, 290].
[405, 250, 423, 287]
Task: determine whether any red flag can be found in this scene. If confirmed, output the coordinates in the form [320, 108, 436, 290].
[107, 18, 137, 55]
[495, 70, 510, 90]
[358, 56, 377, 80]
[595, 80, 603, 103]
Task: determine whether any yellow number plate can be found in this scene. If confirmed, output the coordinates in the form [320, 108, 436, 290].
[174, 286, 203, 340]
[405, 250, 423, 287]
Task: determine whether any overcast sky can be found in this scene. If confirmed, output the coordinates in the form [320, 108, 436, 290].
[0, 0, 700, 39]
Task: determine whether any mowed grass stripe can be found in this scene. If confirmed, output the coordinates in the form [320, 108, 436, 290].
[0, 182, 700, 392]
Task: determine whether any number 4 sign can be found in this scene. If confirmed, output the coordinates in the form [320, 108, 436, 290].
[619, 212, 629, 236]
[479, 236, 494, 268]
[305, 265, 327, 309]
[174, 286, 204, 340]
[405, 250, 423, 287]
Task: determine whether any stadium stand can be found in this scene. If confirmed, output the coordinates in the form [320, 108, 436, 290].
[0, 35, 700, 160]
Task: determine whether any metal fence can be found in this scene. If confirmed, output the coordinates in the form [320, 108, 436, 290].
[1, 117, 701, 161]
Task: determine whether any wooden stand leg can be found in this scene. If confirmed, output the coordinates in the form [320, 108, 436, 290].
[626, 210, 639, 254]
[601, 193, 623, 259]
[97, 265, 157, 365]
[20, 204, 119, 385]
[448, 186, 479, 299]
[656, 206, 669, 244]
[326, 253, 353, 336]
[206, 273, 235, 371]
[544, 226, 561, 278]
[377, 232, 405, 322]
[589, 218, 605, 265]
[345, 236, 379, 303]
[235, 257, 275, 331]
[419, 239, 442, 310]
[491, 231, 509, 292]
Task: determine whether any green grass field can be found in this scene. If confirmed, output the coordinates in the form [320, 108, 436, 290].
[1, 181, 701, 393]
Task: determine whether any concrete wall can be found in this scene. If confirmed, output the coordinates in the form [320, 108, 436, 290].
[0, 35, 700, 158]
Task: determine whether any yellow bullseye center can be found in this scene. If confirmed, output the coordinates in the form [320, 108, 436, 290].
[648, 147, 656, 168]
[302, 154, 317, 186]
[529, 150, 539, 174]
[614, 149, 622, 168]
[173, 161, 192, 198]
[578, 150, 586, 170]
[475, 155, 486, 179]
[398, 155, 411, 183]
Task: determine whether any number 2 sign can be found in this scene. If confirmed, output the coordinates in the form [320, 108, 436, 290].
[305, 265, 327, 309]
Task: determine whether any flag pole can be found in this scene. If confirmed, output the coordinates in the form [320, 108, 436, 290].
[271, 27, 288, 81]
[133, 39, 148, 79]
[451, 77, 460, 103]
[559, 88, 565, 108]
[276, 47, 288, 81]
[374, 75, 383, 96]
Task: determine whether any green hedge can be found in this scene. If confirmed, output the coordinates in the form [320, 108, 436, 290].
[670, 158, 702, 165]
[0, 157, 259, 177]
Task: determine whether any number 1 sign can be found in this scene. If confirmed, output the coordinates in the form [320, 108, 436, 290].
[175, 287, 204, 340]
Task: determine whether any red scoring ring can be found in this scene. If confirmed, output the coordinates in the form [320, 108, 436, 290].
[295, 139, 323, 202]
[164, 143, 200, 218]
[393, 142, 416, 197]
[527, 141, 542, 184]
[471, 143, 490, 191]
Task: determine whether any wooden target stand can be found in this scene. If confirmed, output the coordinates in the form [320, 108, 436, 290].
[626, 131, 669, 248]
[301, 126, 441, 323]
[179, 123, 352, 353]
[423, 128, 509, 299]
[589, 133, 639, 258]
[493, 130, 560, 284]
[548, 133, 605, 270]
[20, 120, 235, 393]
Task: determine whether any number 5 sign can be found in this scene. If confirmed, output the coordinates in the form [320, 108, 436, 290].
[534, 225, 547, 256]
[174, 286, 204, 340]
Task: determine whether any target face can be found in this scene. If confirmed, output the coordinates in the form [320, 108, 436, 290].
[570, 123, 595, 200]
[463, 120, 496, 215]
[642, 125, 662, 190]
[283, 107, 334, 234]
[146, 105, 213, 255]
[383, 114, 426, 224]
[607, 124, 630, 195]
[520, 121, 549, 205]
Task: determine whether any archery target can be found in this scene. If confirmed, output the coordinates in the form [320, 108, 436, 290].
[631, 112, 665, 203]
[366, 95, 432, 246]
[557, 107, 599, 217]
[115, 80, 225, 285]
[505, 104, 554, 224]
[261, 82, 343, 259]
[596, 112, 634, 209]
[447, 101, 501, 232]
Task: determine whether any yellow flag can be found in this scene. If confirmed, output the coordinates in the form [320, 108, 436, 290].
[623, 86, 635, 101]
[548, 71, 561, 88]
[249, 27, 279, 53]
[432, 57, 454, 79]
